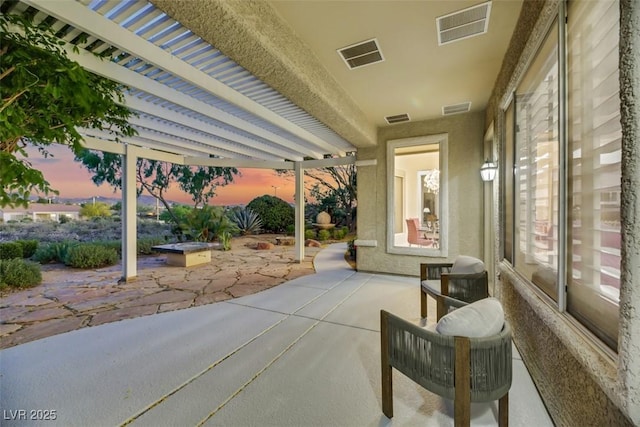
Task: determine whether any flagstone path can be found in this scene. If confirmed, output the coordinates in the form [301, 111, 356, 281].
[0, 236, 324, 350]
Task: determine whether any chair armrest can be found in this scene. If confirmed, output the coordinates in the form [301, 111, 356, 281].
[420, 263, 453, 281]
[441, 271, 489, 303]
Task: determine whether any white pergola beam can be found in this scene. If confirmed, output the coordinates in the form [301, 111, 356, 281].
[23, 0, 345, 157]
[79, 135, 186, 164]
[300, 156, 356, 169]
[129, 117, 261, 159]
[65, 45, 323, 160]
[186, 157, 294, 170]
[129, 134, 222, 159]
[124, 95, 304, 161]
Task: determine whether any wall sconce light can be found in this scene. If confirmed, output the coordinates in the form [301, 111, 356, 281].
[480, 159, 498, 182]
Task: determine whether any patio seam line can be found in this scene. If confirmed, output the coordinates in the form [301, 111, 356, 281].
[118, 309, 292, 427]
[291, 313, 380, 333]
[120, 269, 360, 425]
[196, 272, 375, 425]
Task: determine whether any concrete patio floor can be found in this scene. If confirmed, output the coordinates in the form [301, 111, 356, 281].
[0, 243, 553, 426]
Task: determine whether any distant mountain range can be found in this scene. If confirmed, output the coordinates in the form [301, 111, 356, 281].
[31, 195, 174, 207]
[31, 195, 248, 208]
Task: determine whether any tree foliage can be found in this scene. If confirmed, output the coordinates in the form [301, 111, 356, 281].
[76, 150, 238, 225]
[308, 164, 357, 230]
[0, 13, 136, 207]
[247, 195, 294, 233]
[79, 202, 112, 218]
[278, 163, 357, 231]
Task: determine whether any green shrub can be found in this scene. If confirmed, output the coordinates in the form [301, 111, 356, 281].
[64, 244, 119, 269]
[247, 195, 294, 233]
[317, 229, 331, 241]
[137, 238, 165, 255]
[219, 231, 232, 251]
[332, 228, 346, 240]
[0, 258, 42, 289]
[33, 241, 78, 264]
[285, 224, 295, 236]
[0, 242, 23, 260]
[16, 239, 38, 258]
[182, 205, 238, 242]
[98, 240, 122, 255]
[305, 229, 316, 239]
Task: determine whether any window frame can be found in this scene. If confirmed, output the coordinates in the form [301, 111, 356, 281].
[386, 134, 449, 257]
[500, 0, 622, 353]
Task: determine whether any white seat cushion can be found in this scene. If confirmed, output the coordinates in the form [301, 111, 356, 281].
[450, 255, 485, 274]
[435, 297, 504, 338]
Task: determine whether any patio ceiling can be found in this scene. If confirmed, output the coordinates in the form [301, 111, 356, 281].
[6, 0, 524, 168]
[6, 0, 357, 167]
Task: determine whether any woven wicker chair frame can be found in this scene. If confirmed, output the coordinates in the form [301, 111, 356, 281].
[381, 310, 512, 426]
[420, 263, 489, 320]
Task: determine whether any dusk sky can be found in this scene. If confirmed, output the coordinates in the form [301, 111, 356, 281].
[24, 144, 297, 206]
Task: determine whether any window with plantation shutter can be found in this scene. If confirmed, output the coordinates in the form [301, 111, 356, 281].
[502, 0, 622, 352]
[513, 19, 560, 301]
[566, 0, 621, 351]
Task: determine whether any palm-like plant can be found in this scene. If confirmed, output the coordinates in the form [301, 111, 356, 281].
[232, 208, 263, 235]
[182, 206, 237, 242]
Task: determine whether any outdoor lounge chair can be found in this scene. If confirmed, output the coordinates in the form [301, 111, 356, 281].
[420, 255, 489, 320]
[381, 298, 512, 426]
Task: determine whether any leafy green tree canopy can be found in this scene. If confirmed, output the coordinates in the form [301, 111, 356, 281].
[247, 195, 294, 233]
[159, 205, 192, 224]
[76, 150, 238, 225]
[0, 13, 136, 207]
[80, 202, 112, 218]
[277, 162, 357, 231]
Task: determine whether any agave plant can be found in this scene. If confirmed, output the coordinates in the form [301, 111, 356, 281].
[232, 208, 263, 236]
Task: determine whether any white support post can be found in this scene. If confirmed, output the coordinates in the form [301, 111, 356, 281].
[294, 162, 305, 262]
[122, 145, 138, 281]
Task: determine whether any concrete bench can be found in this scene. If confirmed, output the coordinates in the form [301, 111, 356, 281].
[152, 242, 217, 267]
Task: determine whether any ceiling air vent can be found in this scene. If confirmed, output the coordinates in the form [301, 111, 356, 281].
[385, 113, 410, 124]
[338, 38, 384, 70]
[442, 102, 472, 116]
[437, 1, 492, 46]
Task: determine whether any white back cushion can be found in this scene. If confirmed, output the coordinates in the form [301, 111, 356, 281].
[435, 297, 504, 338]
[450, 255, 485, 274]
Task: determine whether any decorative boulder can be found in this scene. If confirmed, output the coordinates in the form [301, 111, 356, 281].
[305, 239, 321, 247]
[256, 241, 274, 250]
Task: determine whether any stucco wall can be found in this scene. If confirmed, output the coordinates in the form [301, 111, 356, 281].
[356, 112, 484, 275]
[486, 0, 640, 425]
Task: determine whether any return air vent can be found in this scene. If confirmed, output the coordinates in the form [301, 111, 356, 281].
[338, 38, 384, 70]
[385, 113, 410, 124]
[437, 1, 492, 46]
[442, 102, 472, 115]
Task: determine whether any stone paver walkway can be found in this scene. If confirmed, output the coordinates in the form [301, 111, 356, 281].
[0, 236, 323, 350]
